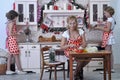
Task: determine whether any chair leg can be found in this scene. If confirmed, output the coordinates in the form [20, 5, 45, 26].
[54, 66, 57, 80]
[67, 59, 69, 78]
[63, 63, 66, 80]
[40, 67, 44, 80]
[49, 67, 52, 80]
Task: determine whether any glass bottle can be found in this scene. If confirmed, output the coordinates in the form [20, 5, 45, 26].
[49, 48, 56, 62]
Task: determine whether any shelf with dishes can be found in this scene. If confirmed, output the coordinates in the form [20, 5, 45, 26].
[42, 9, 84, 29]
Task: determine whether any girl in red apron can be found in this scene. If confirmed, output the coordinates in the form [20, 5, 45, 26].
[93, 6, 115, 73]
[5, 10, 26, 75]
[61, 16, 90, 80]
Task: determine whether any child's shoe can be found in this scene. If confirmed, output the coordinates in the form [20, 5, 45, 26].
[16, 70, 27, 74]
[6, 70, 16, 75]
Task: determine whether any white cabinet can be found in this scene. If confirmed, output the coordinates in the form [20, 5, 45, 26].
[89, 0, 110, 24]
[19, 44, 40, 72]
[15, 0, 37, 25]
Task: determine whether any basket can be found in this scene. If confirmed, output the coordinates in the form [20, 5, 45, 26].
[38, 35, 56, 42]
[0, 64, 7, 75]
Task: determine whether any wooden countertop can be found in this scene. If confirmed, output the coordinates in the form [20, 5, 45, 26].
[18, 40, 101, 46]
[18, 42, 61, 45]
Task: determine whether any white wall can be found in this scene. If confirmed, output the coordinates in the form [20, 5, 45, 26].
[110, 0, 120, 64]
[0, 0, 14, 50]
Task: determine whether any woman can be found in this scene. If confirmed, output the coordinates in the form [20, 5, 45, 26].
[61, 15, 90, 80]
[5, 10, 26, 74]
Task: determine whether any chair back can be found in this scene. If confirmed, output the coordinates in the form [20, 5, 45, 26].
[40, 46, 66, 80]
[41, 46, 52, 65]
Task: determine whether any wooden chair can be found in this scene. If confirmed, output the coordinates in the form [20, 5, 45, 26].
[40, 46, 66, 80]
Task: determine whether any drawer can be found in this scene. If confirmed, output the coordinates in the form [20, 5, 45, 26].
[28, 45, 40, 50]
[19, 45, 27, 50]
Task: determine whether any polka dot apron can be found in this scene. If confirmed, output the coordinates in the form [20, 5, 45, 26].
[64, 36, 83, 58]
[6, 22, 19, 54]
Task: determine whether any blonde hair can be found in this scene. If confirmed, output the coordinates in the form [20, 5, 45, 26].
[66, 15, 78, 31]
[104, 6, 115, 16]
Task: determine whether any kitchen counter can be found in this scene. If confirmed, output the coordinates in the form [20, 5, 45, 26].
[18, 42, 61, 45]
[19, 41, 100, 46]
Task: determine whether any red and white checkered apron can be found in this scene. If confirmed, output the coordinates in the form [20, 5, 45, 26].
[64, 36, 83, 58]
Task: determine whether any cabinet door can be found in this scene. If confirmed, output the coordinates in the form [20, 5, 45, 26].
[26, 2, 37, 25]
[90, 1, 110, 24]
[19, 45, 28, 68]
[20, 50, 28, 68]
[28, 50, 40, 68]
[28, 45, 40, 68]
[16, 2, 26, 25]
[90, 2, 99, 24]
[15, 1, 37, 25]
[100, 2, 110, 22]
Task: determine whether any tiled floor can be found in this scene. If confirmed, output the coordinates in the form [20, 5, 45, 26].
[0, 65, 120, 80]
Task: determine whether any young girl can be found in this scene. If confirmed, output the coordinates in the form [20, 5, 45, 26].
[93, 6, 116, 73]
[61, 15, 90, 80]
[5, 10, 26, 74]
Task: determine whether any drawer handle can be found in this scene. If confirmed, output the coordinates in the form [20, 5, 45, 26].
[32, 46, 36, 48]
[20, 46, 23, 48]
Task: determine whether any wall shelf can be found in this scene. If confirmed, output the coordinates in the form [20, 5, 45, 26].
[43, 9, 84, 28]
[43, 10, 84, 13]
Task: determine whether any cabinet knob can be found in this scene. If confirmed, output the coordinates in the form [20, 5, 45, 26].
[25, 52, 27, 57]
[24, 18, 26, 20]
[25, 51, 27, 53]
[28, 51, 30, 57]
[28, 53, 30, 57]
[26, 18, 29, 20]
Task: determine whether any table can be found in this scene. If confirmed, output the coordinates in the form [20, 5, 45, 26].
[69, 50, 111, 80]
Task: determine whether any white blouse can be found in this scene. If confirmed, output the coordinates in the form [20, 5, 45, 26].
[62, 29, 84, 40]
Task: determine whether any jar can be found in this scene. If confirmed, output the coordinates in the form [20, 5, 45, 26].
[67, 4, 72, 10]
[54, 5, 58, 10]
[49, 48, 56, 62]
